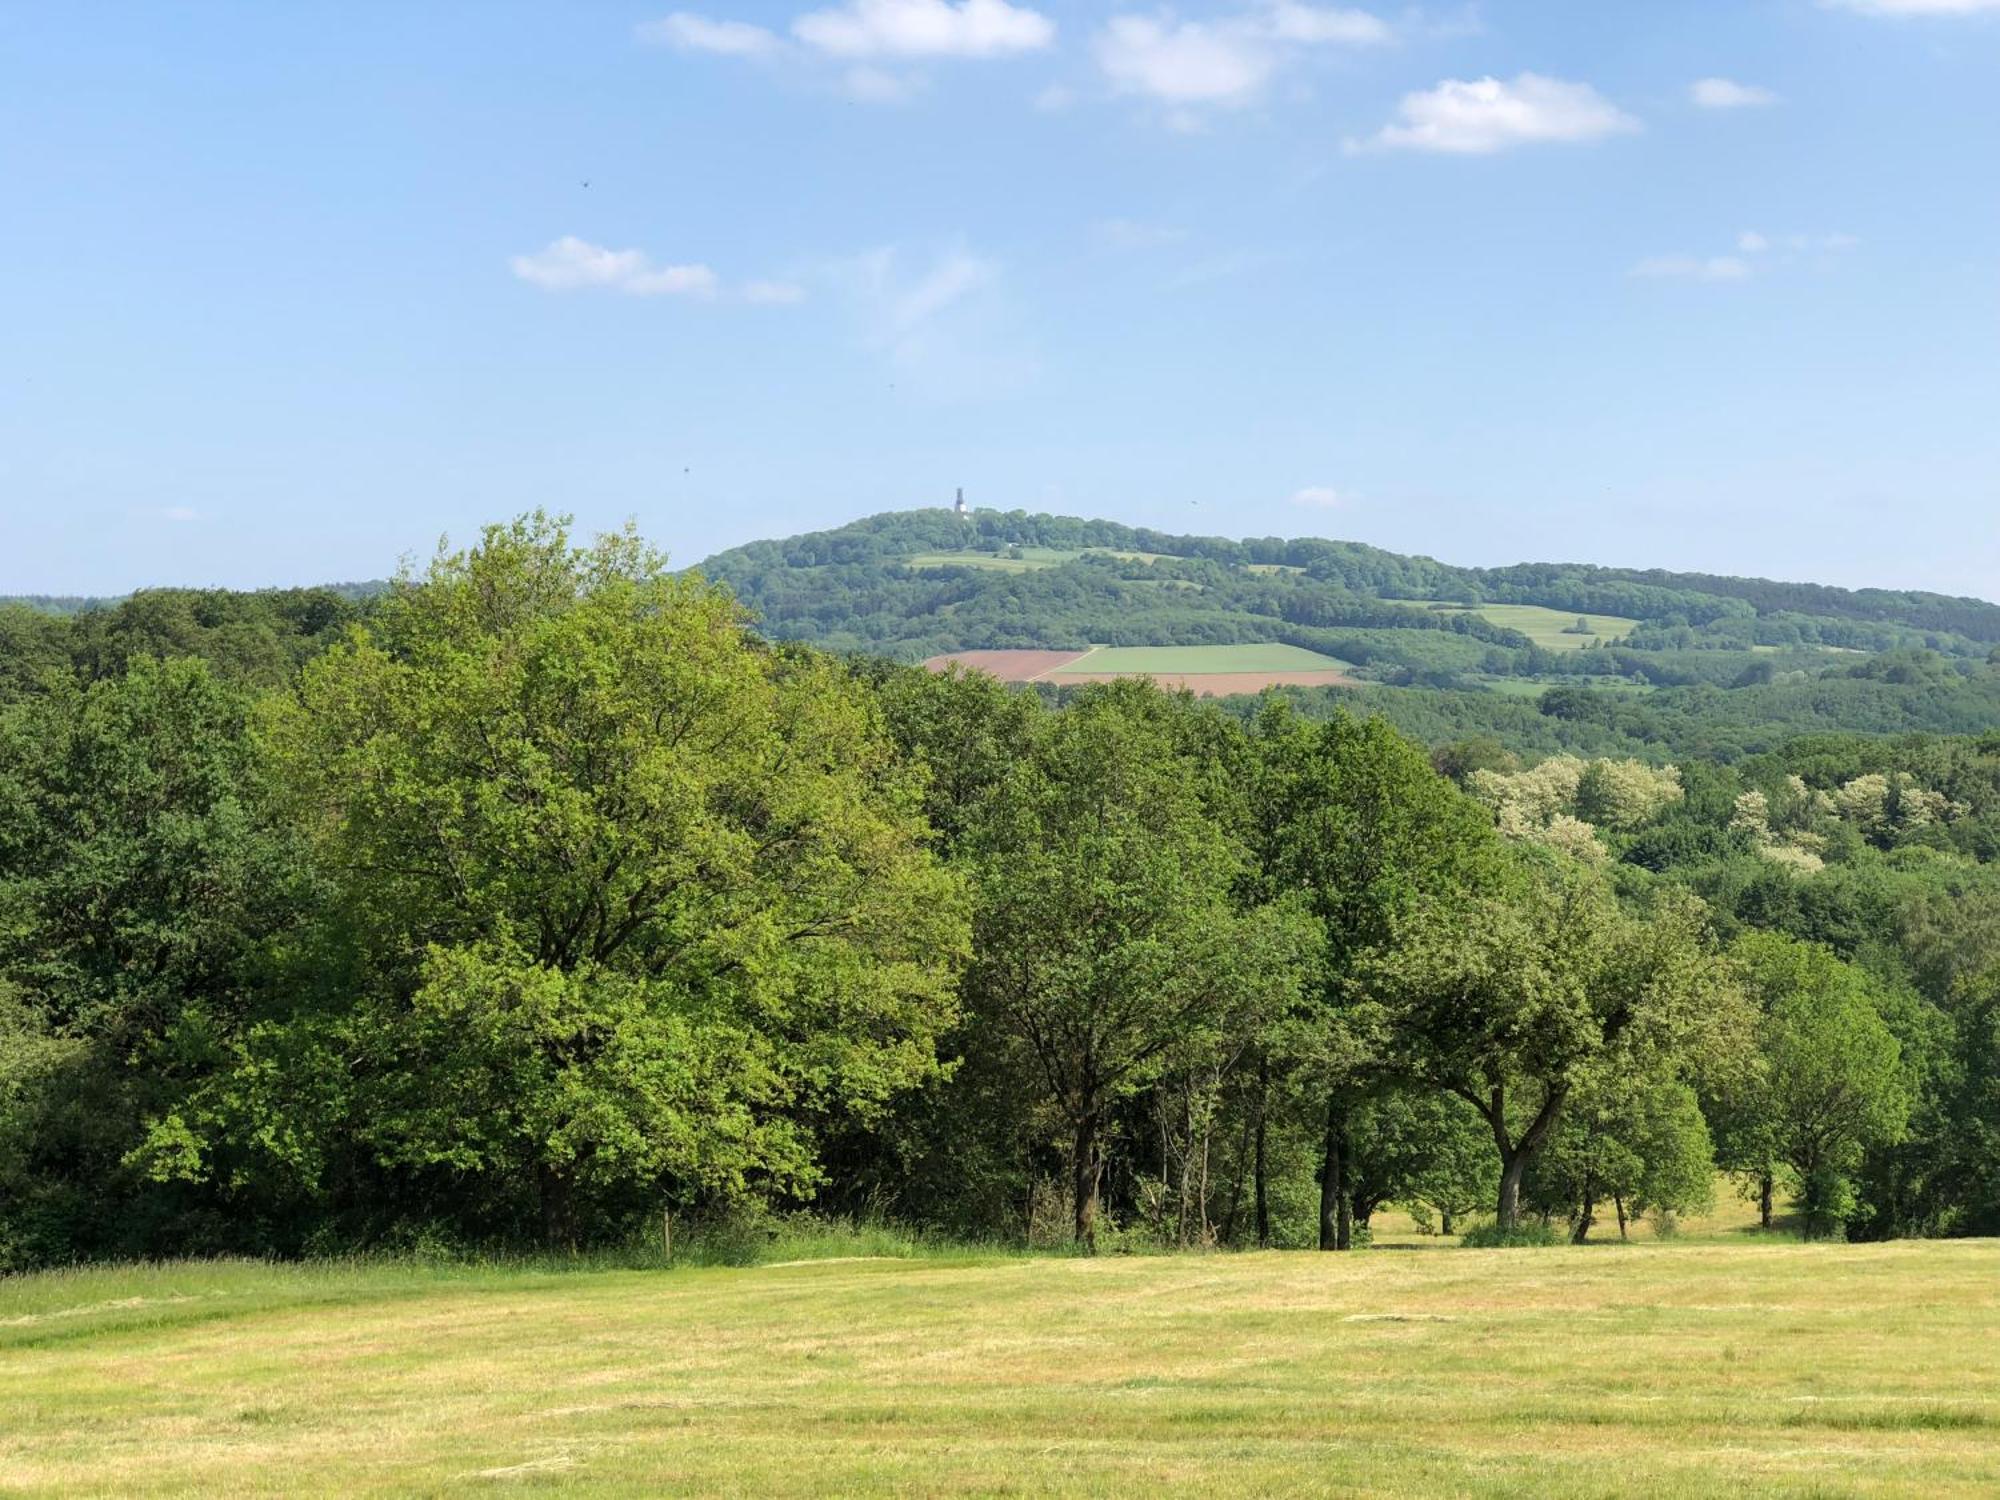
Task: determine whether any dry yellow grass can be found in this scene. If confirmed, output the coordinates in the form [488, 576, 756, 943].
[3, 1238, 1998, 1496]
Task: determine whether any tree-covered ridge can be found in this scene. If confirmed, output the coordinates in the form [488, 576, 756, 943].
[696, 509, 2000, 673]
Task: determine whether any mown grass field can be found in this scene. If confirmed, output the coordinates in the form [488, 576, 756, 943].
[4, 1234, 1997, 1497]
[1400, 600, 1641, 651]
[1049, 643, 1352, 675]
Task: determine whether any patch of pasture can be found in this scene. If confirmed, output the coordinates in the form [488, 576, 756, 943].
[1399, 599, 1641, 650]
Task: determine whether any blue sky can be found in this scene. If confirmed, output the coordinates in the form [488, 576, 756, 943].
[2, 1, 1997, 598]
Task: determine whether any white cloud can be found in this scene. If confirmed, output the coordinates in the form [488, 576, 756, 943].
[1093, 4, 1390, 113]
[637, 12, 783, 56]
[792, 0, 1054, 58]
[1691, 77, 1779, 109]
[511, 237, 719, 297]
[1262, 2, 1392, 44]
[1738, 230, 1770, 253]
[1033, 82, 1077, 111]
[1355, 73, 1638, 154]
[1289, 485, 1350, 508]
[743, 280, 808, 304]
[1824, 0, 2000, 14]
[1630, 255, 1752, 282]
[1095, 15, 1275, 105]
[159, 506, 202, 523]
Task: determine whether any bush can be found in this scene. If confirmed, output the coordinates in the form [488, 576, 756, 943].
[1460, 1220, 1561, 1249]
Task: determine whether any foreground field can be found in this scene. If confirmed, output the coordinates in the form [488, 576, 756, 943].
[4, 1241, 1997, 1497]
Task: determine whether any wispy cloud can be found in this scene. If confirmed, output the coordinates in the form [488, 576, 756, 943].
[1740, 230, 1860, 254]
[1351, 73, 1638, 154]
[1162, 248, 1293, 290]
[637, 12, 783, 56]
[1091, 217, 1188, 252]
[158, 506, 203, 523]
[1823, 0, 2000, 15]
[1691, 77, 1779, 109]
[1289, 485, 1351, 508]
[840, 64, 929, 100]
[1632, 231, 1856, 284]
[511, 237, 803, 304]
[830, 244, 1033, 395]
[1630, 255, 1752, 283]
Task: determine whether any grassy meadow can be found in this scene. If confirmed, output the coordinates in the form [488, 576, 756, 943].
[5, 1228, 1997, 1497]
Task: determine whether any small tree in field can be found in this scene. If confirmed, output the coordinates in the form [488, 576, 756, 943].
[1366, 873, 1744, 1232]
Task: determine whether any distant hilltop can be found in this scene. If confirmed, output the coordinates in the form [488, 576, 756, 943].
[695, 509, 2000, 702]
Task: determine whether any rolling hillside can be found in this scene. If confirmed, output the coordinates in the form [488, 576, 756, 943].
[696, 508, 2000, 699]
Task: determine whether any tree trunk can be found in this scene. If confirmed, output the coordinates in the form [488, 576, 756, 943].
[1496, 1151, 1526, 1231]
[1254, 1055, 1271, 1250]
[1759, 1172, 1774, 1230]
[1485, 1082, 1566, 1232]
[1572, 1190, 1594, 1244]
[538, 1163, 577, 1251]
[1072, 1116, 1102, 1252]
[1440, 1207, 1455, 1237]
[1614, 1193, 1628, 1241]
[1318, 1095, 1341, 1251]
[1334, 1114, 1354, 1251]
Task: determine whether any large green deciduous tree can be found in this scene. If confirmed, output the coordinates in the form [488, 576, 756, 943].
[1720, 933, 1910, 1238]
[0, 656, 299, 1264]
[965, 681, 1316, 1251]
[1249, 703, 1497, 1249]
[145, 515, 967, 1245]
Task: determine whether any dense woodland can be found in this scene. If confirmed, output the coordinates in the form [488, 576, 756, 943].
[3, 514, 1999, 1268]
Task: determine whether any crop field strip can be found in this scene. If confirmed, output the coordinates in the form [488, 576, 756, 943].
[1395, 599, 1642, 650]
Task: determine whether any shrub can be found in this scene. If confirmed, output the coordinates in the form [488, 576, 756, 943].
[1460, 1220, 1560, 1249]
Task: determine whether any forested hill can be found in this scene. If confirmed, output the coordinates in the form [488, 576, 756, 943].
[696, 508, 2000, 668]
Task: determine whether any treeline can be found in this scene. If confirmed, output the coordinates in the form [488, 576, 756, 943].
[4, 514, 1998, 1268]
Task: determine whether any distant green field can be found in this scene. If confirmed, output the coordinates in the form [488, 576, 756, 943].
[1402, 600, 1641, 651]
[5, 1234, 1997, 1496]
[906, 548, 1082, 573]
[1475, 674, 1654, 698]
[1049, 643, 1353, 675]
[906, 548, 1178, 574]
